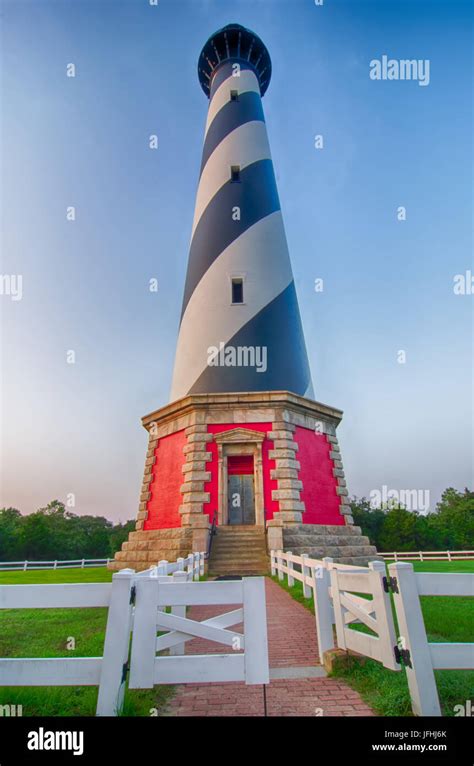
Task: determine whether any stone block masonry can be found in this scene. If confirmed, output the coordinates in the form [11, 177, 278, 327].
[110, 392, 361, 571]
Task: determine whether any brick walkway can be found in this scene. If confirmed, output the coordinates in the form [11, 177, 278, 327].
[165, 578, 375, 717]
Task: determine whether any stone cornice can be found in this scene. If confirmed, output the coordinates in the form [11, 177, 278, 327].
[141, 391, 343, 431]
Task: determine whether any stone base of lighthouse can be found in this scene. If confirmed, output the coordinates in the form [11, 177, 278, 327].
[110, 391, 378, 572]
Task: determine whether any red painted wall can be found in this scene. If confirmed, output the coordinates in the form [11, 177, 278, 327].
[144, 429, 187, 530]
[143, 423, 343, 530]
[294, 427, 344, 525]
[204, 423, 279, 524]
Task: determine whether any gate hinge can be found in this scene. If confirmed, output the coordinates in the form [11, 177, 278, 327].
[394, 645, 412, 668]
[383, 576, 399, 594]
[129, 585, 136, 605]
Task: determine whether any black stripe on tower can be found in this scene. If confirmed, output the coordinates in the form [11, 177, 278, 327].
[200, 91, 265, 174]
[181, 159, 281, 318]
[187, 282, 312, 395]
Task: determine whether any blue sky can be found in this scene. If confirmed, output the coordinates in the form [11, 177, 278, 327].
[1, 0, 472, 520]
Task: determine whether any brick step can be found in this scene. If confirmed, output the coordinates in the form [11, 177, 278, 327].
[214, 534, 265, 540]
[209, 566, 269, 575]
[211, 551, 268, 561]
[210, 555, 269, 564]
[209, 569, 268, 577]
[212, 542, 267, 551]
[211, 545, 267, 556]
[210, 542, 267, 552]
[212, 554, 267, 561]
[216, 525, 265, 532]
[209, 524, 268, 573]
[214, 530, 265, 540]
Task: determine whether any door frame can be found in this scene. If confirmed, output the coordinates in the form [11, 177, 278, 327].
[213, 428, 266, 527]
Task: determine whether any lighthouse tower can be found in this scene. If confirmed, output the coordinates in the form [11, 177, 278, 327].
[111, 24, 378, 573]
[171, 24, 313, 401]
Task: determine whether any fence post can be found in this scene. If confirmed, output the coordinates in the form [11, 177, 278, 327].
[313, 560, 335, 663]
[242, 577, 269, 684]
[23, 561, 28, 572]
[154, 560, 168, 614]
[287, 552, 294, 587]
[394, 551, 398, 562]
[81, 559, 85, 569]
[53, 561, 57, 570]
[270, 550, 276, 576]
[301, 554, 311, 598]
[388, 562, 441, 716]
[96, 568, 135, 716]
[419, 551, 423, 562]
[192, 553, 199, 581]
[199, 551, 205, 577]
[323, 557, 335, 623]
[129, 577, 160, 690]
[330, 567, 347, 651]
[170, 571, 187, 655]
[277, 550, 284, 581]
[184, 555, 192, 580]
[447, 550, 451, 562]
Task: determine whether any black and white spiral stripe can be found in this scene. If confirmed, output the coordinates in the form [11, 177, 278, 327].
[170, 60, 313, 401]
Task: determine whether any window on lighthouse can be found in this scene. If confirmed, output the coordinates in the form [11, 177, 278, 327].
[231, 278, 244, 304]
[230, 90, 239, 101]
[230, 165, 241, 183]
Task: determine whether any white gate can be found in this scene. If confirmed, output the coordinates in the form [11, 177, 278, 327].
[129, 575, 269, 688]
[329, 561, 400, 671]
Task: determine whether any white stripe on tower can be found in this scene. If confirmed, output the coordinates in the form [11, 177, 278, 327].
[170, 24, 313, 401]
[192, 121, 271, 237]
[204, 69, 261, 135]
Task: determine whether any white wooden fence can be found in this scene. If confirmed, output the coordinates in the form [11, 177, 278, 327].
[0, 558, 111, 571]
[271, 550, 474, 716]
[0, 552, 269, 715]
[0, 553, 205, 577]
[132, 553, 205, 581]
[388, 562, 474, 716]
[378, 550, 474, 561]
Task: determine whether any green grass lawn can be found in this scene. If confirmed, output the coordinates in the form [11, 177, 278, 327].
[272, 559, 474, 717]
[0, 567, 174, 716]
[0, 566, 113, 584]
[385, 559, 474, 573]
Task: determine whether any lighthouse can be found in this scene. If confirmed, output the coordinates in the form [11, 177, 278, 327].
[171, 24, 313, 401]
[111, 24, 378, 573]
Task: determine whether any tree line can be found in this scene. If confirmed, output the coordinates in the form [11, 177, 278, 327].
[0, 501, 134, 561]
[0, 487, 472, 561]
[351, 487, 474, 552]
